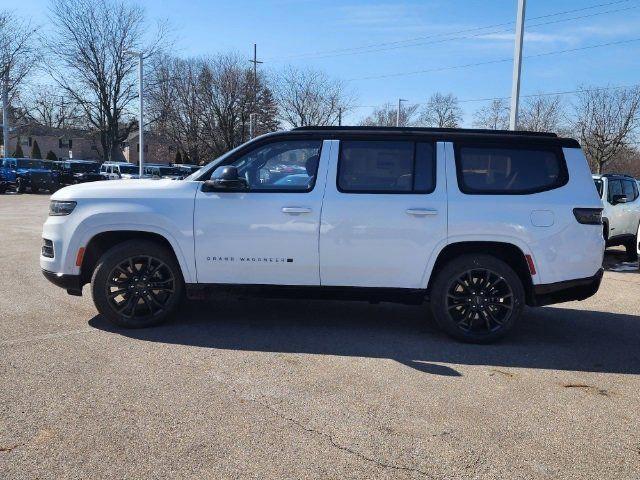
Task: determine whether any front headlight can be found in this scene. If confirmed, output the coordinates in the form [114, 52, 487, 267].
[49, 200, 77, 216]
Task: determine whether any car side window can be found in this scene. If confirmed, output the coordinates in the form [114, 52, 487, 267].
[224, 140, 322, 192]
[338, 140, 435, 193]
[608, 179, 623, 203]
[456, 145, 567, 194]
[623, 180, 637, 201]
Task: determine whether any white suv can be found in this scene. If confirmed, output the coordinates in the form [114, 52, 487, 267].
[41, 127, 605, 343]
[100, 162, 140, 180]
[592, 174, 640, 261]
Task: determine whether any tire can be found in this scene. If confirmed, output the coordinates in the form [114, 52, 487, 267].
[91, 240, 184, 328]
[16, 178, 25, 193]
[430, 254, 525, 344]
[625, 225, 639, 262]
[0, 185, 6, 194]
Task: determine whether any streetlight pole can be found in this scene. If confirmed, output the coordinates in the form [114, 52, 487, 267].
[136, 52, 144, 176]
[509, 0, 526, 130]
[396, 98, 407, 127]
[2, 73, 9, 158]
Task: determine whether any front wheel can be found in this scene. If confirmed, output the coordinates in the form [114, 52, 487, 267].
[626, 223, 639, 262]
[430, 254, 525, 343]
[91, 240, 184, 328]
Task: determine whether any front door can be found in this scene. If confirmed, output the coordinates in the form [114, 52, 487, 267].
[194, 138, 331, 285]
[320, 139, 448, 289]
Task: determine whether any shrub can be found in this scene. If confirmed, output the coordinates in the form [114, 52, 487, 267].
[31, 139, 42, 159]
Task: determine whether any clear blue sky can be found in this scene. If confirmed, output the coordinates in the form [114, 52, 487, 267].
[4, 0, 640, 125]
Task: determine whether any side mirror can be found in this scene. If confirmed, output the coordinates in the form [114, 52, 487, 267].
[203, 166, 248, 192]
[612, 194, 628, 205]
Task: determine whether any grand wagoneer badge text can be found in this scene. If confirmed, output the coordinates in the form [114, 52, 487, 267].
[207, 256, 294, 263]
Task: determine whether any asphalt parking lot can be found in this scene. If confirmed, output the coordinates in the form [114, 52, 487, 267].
[1, 193, 639, 479]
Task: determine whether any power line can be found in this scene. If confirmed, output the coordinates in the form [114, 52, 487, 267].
[267, 0, 638, 62]
[350, 83, 640, 109]
[347, 37, 640, 81]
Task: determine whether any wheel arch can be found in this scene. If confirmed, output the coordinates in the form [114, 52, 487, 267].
[426, 241, 535, 306]
[80, 230, 190, 286]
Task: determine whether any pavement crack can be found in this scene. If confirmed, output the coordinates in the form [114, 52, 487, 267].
[255, 396, 433, 478]
[0, 443, 20, 452]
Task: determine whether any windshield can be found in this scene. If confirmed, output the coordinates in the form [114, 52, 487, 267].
[119, 164, 138, 174]
[185, 144, 246, 181]
[70, 162, 99, 173]
[16, 159, 47, 169]
[159, 166, 183, 176]
[594, 179, 604, 197]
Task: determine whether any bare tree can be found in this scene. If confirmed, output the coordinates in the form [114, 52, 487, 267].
[572, 86, 640, 174]
[46, 0, 167, 161]
[21, 85, 83, 129]
[148, 54, 279, 164]
[274, 66, 352, 127]
[0, 10, 37, 95]
[359, 102, 419, 127]
[473, 99, 509, 130]
[518, 95, 564, 132]
[420, 93, 462, 128]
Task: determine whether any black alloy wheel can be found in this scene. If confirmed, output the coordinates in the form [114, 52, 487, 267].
[430, 254, 524, 343]
[446, 268, 514, 335]
[91, 240, 184, 328]
[105, 255, 176, 320]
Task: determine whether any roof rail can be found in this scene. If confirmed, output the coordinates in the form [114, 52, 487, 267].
[600, 173, 636, 179]
[291, 126, 558, 138]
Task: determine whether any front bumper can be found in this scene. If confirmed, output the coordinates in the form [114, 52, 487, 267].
[532, 268, 604, 306]
[41, 269, 83, 296]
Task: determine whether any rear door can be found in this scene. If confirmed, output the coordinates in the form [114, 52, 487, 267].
[607, 179, 627, 237]
[319, 138, 447, 288]
[622, 179, 640, 234]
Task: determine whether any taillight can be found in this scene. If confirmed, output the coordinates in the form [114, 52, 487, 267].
[573, 208, 603, 225]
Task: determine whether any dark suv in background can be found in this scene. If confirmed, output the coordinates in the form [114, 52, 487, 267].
[51, 160, 105, 186]
[0, 158, 59, 193]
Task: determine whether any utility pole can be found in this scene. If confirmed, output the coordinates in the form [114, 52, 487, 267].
[396, 98, 407, 127]
[249, 44, 263, 105]
[338, 108, 342, 126]
[2, 73, 9, 158]
[249, 112, 257, 139]
[137, 53, 144, 176]
[509, 0, 526, 130]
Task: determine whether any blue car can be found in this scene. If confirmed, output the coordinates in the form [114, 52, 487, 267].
[0, 158, 60, 194]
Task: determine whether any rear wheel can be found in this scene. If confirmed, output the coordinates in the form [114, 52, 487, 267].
[430, 254, 525, 343]
[625, 223, 639, 261]
[91, 240, 184, 328]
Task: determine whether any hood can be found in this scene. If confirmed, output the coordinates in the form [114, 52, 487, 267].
[51, 178, 200, 201]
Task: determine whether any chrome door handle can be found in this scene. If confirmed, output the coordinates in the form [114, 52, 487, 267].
[406, 208, 438, 216]
[282, 207, 312, 214]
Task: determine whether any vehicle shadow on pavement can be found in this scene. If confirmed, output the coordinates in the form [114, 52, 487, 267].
[88, 295, 640, 377]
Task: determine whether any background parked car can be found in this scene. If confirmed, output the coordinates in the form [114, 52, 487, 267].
[100, 162, 140, 179]
[0, 158, 60, 194]
[143, 164, 185, 179]
[173, 164, 202, 176]
[51, 160, 105, 186]
[593, 173, 640, 260]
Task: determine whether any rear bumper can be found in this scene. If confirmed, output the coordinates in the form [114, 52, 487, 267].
[532, 268, 604, 306]
[41, 269, 83, 296]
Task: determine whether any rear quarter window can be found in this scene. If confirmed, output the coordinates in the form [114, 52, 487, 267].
[455, 144, 568, 195]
